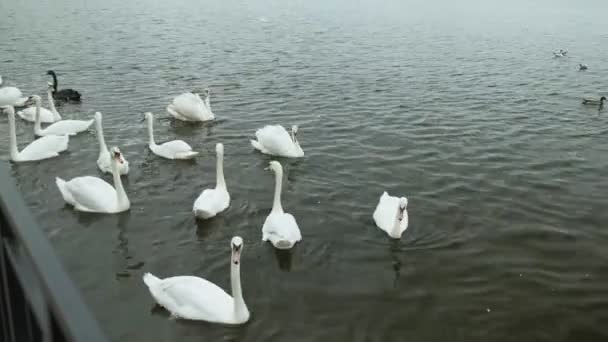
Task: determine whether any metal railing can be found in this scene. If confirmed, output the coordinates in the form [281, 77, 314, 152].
[0, 163, 109, 342]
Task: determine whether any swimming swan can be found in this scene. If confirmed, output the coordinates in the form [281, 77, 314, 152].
[0, 78, 28, 107]
[95, 112, 129, 175]
[2, 105, 69, 162]
[17, 85, 62, 123]
[582, 96, 606, 106]
[142, 236, 250, 324]
[56, 147, 130, 213]
[144, 112, 199, 159]
[261, 160, 302, 249]
[166, 91, 214, 122]
[193, 143, 229, 219]
[373, 191, 409, 239]
[251, 125, 304, 158]
[47, 70, 81, 102]
[32, 94, 93, 136]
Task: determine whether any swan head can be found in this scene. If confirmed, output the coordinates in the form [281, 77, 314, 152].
[267, 160, 282, 174]
[25, 95, 41, 106]
[601, 96, 607, 102]
[144, 112, 153, 121]
[46, 70, 55, 76]
[111, 147, 125, 164]
[231, 236, 244, 265]
[399, 197, 408, 210]
[47, 82, 54, 89]
[216, 143, 224, 156]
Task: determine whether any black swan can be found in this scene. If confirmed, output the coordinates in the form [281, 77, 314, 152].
[46, 70, 81, 102]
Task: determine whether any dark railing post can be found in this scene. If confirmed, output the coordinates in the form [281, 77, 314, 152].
[0, 163, 109, 342]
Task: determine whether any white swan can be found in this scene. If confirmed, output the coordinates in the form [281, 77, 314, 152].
[17, 85, 62, 123]
[56, 147, 130, 213]
[2, 105, 69, 162]
[193, 143, 229, 219]
[251, 125, 304, 158]
[261, 161, 302, 249]
[144, 112, 199, 159]
[0, 80, 28, 107]
[142, 236, 250, 324]
[166, 92, 214, 122]
[31, 95, 93, 136]
[372, 191, 409, 239]
[95, 112, 129, 175]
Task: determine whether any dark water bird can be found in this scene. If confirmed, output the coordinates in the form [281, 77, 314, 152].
[46, 70, 81, 103]
[582, 96, 606, 106]
[579, 63, 588, 71]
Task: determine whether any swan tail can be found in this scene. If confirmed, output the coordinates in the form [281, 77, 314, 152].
[55, 177, 75, 205]
[174, 151, 198, 159]
[273, 239, 295, 250]
[194, 208, 215, 219]
[143, 273, 161, 288]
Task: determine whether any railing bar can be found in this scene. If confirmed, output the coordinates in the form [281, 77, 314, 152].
[0, 242, 17, 342]
[0, 164, 109, 342]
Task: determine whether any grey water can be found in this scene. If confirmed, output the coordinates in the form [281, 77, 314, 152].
[2, 0, 608, 340]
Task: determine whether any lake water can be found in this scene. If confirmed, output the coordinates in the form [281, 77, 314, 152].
[2, 0, 608, 341]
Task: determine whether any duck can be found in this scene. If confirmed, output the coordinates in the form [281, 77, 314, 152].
[193, 143, 230, 219]
[582, 96, 606, 106]
[2, 105, 69, 162]
[166, 91, 214, 122]
[251, 124, 304, 158]
[144, 112, 198, 159]
[95, 112, 129, 175]
[56, 147, 130, 213]
[372, 191, 409, 239]
[579, 63, 588, 71]
[47, 70, 81, 103]
[261, 160, 302, 249]
[31, 94, 93, 136]
[142, 236, 250, 324]
[17, 84, 62, 123]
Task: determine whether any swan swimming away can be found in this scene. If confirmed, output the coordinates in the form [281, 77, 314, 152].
[17, 84, 62, 123]
[95, 112, 129, 175]
[143, 236, 250, 324]
[47, 70, 81, 103]
[193, 143, 230, 219]
[0, 77, 28, 107]
[582, 96, 606, 106]
[144, 112, 199, 159]
[261, 160, 302, 249]
[2, 105, 69, 162]
[373, 191, 409, 239]
[251, 124, 304, 158]
[31, 94, 93, 136]
[166, 91, 214, 122]
[56, 147, 130, 213]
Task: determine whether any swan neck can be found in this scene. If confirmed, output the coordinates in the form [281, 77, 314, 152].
[271, 167, 283, 213]
[230, 262, 247, 320]
[47, 89, 60, 119]
[50, 73, 58, 91]
[96, 117, 108, 155]
[216, 151, 226, 190]
[205, 96, 211, 111]
[7, 108, 19, 160]
[34, 99, 42, 133]
[146, 117, 156, 146]
[112, 159, 129, 209]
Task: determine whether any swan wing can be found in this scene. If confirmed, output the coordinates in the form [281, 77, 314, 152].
[372, 192, 399, 232]
[0, 87, 24, 107]
[160, 140, 194, 153]
[63, 176, 117, 212]
[19, 135, 69, 160]
[16, 107, 56, 123]
[149, 275, 234, 321]
[255, 125, 296, 156]
[262, 212, 302, 243]
[193, 188, 230, 218]
[171, 93, 212, 121]
[42, 119, 93, 135]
